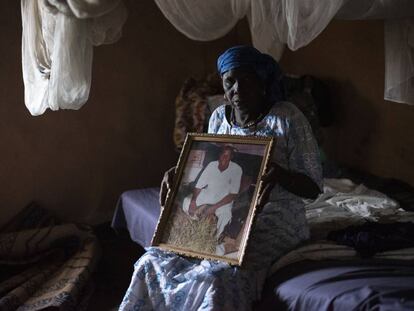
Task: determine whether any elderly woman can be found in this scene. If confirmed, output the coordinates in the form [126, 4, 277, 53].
[119, 46, 322, 311]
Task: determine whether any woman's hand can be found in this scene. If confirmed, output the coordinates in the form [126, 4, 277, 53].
[159, 166, 176, 208]
[257, 162, 279, 208]
[257, 162, 321, 207]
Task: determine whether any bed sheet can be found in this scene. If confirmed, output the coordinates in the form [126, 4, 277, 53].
[264, 260, 414, 311]
[111, 187, 160, 247]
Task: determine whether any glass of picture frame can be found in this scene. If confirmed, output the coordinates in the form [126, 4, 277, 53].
[152, 133, 274, 266]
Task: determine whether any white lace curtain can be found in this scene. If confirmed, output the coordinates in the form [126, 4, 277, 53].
[21, 0, 128, 116]
[154, 0, 414, 105]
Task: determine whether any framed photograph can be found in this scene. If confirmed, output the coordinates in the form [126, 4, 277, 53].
[152, 133, 274, 266]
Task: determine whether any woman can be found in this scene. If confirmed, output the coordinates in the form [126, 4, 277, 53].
[119, 46, 322, 311]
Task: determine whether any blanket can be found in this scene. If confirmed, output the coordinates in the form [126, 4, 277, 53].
[305, 178, 414, 239]
[0, 204, 100, 310]
[268, 178, 414, 275]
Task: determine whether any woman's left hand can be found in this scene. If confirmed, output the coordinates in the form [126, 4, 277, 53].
[257, 162, 278, 208]
[258, 161, 321, 203]
[257, 162, 289, 208]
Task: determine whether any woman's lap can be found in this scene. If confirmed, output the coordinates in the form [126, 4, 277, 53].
[119, 201, 308, 311]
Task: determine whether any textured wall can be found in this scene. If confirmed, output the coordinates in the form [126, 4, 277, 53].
[280, 20, 414, 186]
[1, 2, 413, 227]
[0, 0, 246, 226]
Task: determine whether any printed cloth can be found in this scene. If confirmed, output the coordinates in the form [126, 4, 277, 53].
[173, 74, 223, 150]
[0, 204, 100, 310]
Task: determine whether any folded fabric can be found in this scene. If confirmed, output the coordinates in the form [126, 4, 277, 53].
[327, 222, 414, 257]
[0, 203, 100, 310]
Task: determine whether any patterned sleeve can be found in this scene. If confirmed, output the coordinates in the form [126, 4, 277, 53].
[208, 105, 225, 134]
[286, 106, 323, 190]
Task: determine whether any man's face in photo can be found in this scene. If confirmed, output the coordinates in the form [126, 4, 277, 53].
[218, 149, 232, 171]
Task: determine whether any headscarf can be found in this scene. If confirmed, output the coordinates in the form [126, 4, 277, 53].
[217, 45, 285, 103]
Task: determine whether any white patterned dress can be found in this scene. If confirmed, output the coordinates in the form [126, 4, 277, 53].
[119, 101, 322, 311]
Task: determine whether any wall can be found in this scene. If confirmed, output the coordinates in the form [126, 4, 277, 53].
[1, 2, 413, 227]
[0, 0, 248, 226]
[280, 20, 414, 186]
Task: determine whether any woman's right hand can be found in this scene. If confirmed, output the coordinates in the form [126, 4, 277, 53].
[159, 166, 176, 208]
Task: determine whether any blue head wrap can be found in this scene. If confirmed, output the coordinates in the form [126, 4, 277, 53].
[217, 45, 285, 103]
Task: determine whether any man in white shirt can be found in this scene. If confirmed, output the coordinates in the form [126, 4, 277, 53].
[183, 145, 242, 237]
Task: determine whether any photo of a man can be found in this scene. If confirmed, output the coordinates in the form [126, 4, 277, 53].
[182, 145, 242, 238]
[160, 138, 269, 262]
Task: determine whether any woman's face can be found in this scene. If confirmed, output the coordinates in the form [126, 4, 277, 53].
[222, 68, 265, 114]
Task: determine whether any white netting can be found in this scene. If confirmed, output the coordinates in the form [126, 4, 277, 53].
[384, 19, 414, 104]
[337, 0, 414, 104]
[21, 0, 127, 116]
[153, 0, 249, 41]
[154, 0, 414, 104]
[154, 0, 346, 60]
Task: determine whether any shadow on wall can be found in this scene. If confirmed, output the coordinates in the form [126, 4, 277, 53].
[0, 0, 251, 228]
[322, 79, 380, 174]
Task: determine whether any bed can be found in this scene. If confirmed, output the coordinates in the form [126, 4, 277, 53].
[111, 177, 414, 310]
[258, 259, 414, 310]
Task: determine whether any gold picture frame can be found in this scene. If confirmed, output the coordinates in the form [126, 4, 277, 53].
[151, 133, 274, 266]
